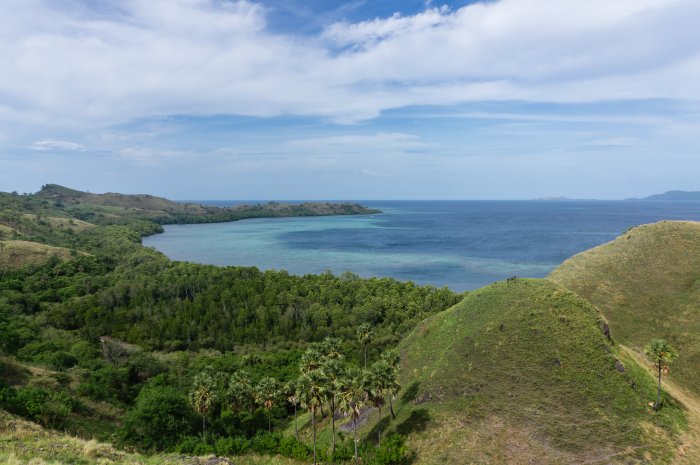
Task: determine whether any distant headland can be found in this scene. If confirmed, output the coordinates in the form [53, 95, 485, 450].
[627, 190, 700, 201]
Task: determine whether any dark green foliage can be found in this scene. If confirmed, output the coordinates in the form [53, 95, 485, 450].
[119, 385, 197, 450]
[77, 362, 133, 404]
[367, 434, 412, 465]
[17, 341, 78, 370]
[0, 386, 74, 428]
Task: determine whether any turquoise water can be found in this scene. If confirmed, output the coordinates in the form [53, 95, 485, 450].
[143, 200, 700, 290]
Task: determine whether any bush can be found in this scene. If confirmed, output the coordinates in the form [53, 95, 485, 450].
[278, 435, 312, 460]
[118, 385, 196, 451]
[250, 431, 281, 455]
[368, 434, 412, 465]
[214, 436, 251, 456]
[173, 436, 200, 454]
[16, 341, 78, 370]
[0, 386, 73, 428]
[78, 363, 132, 404]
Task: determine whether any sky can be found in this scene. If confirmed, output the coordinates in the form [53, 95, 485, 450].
[1, 0, 699, 200]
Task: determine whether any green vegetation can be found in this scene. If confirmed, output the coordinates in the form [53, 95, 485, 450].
[391, 279, 686, 464]
[34, 183, 380, 226]
[1, 185, 699, 464]
[0, 184, 456, 464]
[550, 221, 700, 397]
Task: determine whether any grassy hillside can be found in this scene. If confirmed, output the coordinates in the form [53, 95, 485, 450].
[0, 241, 77, 270]
[549, 221, 700, 397]
[384, 279, 686, 464]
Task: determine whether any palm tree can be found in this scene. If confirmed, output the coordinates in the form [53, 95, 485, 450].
[366, 362, 388, 445]
[285, 380, 301, 439]
[189, 372, 217, 435]
[255, 377, 281, 431]
[298, 370, 329, 465]
[323, 357, 345, 462]
[338, 367, 368, 465]
[356, 324, 373, 369]
[320, 336, 344, 360]
[227, 370, 256, 433]
[644, 339, 678, 411]
[300, 347, 324, 375]
[380, 350, 401, 419]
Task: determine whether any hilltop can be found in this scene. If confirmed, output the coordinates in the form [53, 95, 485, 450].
[384, 279, 686, 464]
[549, 221, 700, 397]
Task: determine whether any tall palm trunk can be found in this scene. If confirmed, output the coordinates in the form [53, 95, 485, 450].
[378, 406, 382, 446]
[353, 419, 359, 465]
[389, 396, 396, 419]
[331, 396, 336, 463]
[268, 409, 271, 432]
[364, 345, 368, 369]
[655, 363, 662, 411]
[250, 403, 256, 435]
[312, 409, 318, 465]
[202, 415, 206, 436]
[293, 404, 298, 439]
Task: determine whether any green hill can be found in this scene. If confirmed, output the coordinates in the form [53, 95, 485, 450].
[549, 221, 700, 398]
[387, 279, 685, 464]
[35, 184, 380, 225]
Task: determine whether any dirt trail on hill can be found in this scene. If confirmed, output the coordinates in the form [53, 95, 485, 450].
[622, 346, 700, 464]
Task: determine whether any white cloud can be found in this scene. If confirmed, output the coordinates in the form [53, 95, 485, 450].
[31, 139, 86, 151]
[1, 0, 699, 128]
[119, 147, 191, 166]
[287, 132, 428, 151]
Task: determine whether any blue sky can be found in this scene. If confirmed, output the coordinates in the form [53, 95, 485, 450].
[1, 0, 699, 199]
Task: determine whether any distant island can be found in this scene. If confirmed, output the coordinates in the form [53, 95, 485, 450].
[34, 183, 381, 227]
[627, 190, 700, 201]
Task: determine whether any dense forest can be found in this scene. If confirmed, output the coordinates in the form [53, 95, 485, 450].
[0, 186, 461, 464]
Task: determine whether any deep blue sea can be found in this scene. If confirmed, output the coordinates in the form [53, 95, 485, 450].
[143, 201, 700, 291]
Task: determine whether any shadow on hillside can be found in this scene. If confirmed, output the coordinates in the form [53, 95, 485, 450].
[401, 381, 421, 405]
[395, 408, 431, 436]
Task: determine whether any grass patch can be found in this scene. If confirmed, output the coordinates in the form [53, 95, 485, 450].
[0, 241, 77, 270]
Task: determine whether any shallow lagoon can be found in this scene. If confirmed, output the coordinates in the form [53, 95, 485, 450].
[144, 200, 700, 291]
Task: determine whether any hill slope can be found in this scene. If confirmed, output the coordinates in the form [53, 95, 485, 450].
[0, 241, 78, 270]
[389, 279, 685, 464]
[549, 221, 700, 397]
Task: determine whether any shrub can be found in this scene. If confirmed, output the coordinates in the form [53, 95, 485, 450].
[118, 385, 196, 451]
[368, 434, 412, 465]
[250, 431, 281, 455]
[214, 436, 251, 456]
[0, 386, 73, 428]
[278, 436, 312, 460]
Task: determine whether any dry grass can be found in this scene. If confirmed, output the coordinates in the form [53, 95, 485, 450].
[622, 346, 700, 465]
[0, 241, 77, 269]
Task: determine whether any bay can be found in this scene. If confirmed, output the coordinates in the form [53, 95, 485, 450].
[143, 200, 700, 291]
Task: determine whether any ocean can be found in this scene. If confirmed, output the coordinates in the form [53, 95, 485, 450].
[142, 200, 700, 291]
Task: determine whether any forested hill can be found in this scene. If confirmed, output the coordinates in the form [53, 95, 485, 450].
[33, 183, 380, 225]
